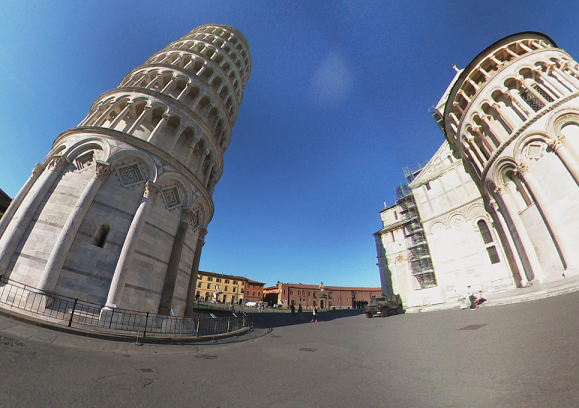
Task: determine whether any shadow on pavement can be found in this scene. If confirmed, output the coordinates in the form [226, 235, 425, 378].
[250, 309, 366, 329]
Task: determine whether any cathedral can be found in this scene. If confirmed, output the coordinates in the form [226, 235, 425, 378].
[376, 32, 579, 307]
[0, 24, 250, 316]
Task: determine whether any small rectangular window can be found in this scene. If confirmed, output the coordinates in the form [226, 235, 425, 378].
[426, 182, 431, 190]
[207, 283, 211, 289]
[487, 246, 501, 264]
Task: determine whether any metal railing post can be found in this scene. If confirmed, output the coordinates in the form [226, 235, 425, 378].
[227, 317, 231, 333]
[143, 311, 149, 338]
[68, 298, 78, 327]
[196, 316, 201, 337]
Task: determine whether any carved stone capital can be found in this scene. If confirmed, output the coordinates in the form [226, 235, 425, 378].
[32, 163, 45, 178]
[181, 208, 195, 225]
[48, 155, 69, 172]
[94, 161, 112, 179]
[494, 186, 507, 196]
[144, 181, 161, 201]
[548, 137, 564, 152]
[515, 163, 529, 176]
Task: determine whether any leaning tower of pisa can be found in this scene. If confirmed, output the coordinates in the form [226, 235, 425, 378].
[438, 31, 579, 284]
[0, 24, 251, 315]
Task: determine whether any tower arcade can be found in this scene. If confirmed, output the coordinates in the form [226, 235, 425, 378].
[0, 24, 251, 315]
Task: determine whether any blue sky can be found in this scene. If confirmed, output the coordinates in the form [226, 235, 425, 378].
[2, 0, 579, 288]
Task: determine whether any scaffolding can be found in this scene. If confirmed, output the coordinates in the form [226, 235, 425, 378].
[428, 106, 446, 137]
[395, 182, 437, 289]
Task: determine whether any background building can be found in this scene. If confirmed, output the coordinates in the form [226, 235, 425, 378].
[0, 189, 11, 216]
[270, 282, 381, 309]
[0, 24, 251, 318]
[196, 271, 246, 303]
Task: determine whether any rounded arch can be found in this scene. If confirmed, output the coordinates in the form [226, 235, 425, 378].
[513, 131, 551, 163]
[448, 212, 466, 228]
[428, 221, 447, 235]
[191, 195, 211, 227]
[107, 149, 157, 183]
[155, 171, 194, 209]
[466, 202, 488, 221]
[64, 138, 109, 164]
[490, 156, 518, 187]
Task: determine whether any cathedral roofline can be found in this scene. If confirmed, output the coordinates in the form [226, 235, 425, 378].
[442, 31, 557, 138]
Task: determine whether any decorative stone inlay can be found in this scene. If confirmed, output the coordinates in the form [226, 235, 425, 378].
[117, 163, 144, 186]
[524, 142, 545, 159]
[162, 186, 181, 209]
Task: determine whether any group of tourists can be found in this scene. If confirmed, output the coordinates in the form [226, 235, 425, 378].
[290, 303, 318, 322]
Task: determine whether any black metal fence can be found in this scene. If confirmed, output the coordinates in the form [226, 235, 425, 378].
[0, 276, 249, 339]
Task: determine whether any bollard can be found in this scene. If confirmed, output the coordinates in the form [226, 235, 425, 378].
[227, 317, 231, 333]
[68, 298, 78, 327]
[196, 316, 201, 337]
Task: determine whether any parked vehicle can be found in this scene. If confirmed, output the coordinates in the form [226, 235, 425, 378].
[245, 301, 257, 307]
[365, 294, 403, 318]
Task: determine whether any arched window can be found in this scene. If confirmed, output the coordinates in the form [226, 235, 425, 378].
[477, 220, 493, 244]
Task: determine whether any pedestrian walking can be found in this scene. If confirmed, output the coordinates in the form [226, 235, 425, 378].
[290, 303, 295, 316]
[311, 306, 318, 322]
[298, 304, 304, 321]
[467, 286, 476, 310]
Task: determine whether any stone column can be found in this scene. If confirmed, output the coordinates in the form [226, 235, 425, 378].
[184, 227, 207, 317]
[109, 103, 132, 129]
[177, 83, 191, 102]
[160, 76, 177, 94]
[480, 115, 502, 146]
[492, 103, 516, 131]
[158, 208, 193, 315]
[168, 124, 187, 152]
[504, 89, 531, 119]
[104, 181, 160, 308]
[517, 77, 550, 105]
[0, 156, 69, 274]
[0, 163, 45, 239]
[494, 185, 544, 282]
[183, 135, 201, 166]
[37, 161, 112, 293]
[549, 137, 579, 186]
[79, 107, 102, 127]
[536, 69, 567, 96]
[487, 197, 526, 288]
[190, 94, 205, 112]
[127, 105, 151, 134]
[196, 148, 210, 175]
[203, 160, 216, 186]
[516, 163, 576, 269]
[147, 113, 169, 143]
[94, 104, 117, 127]
[146, 74, 162, 90]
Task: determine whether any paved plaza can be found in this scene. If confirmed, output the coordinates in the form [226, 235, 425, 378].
[0, 291, 579, 407]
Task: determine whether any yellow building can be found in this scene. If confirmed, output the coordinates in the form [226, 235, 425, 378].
[196, 271, 248, 304]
